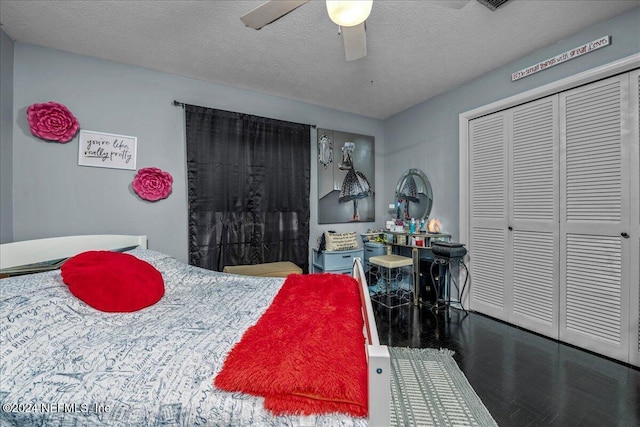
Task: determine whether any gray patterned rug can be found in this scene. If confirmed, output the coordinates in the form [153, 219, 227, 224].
[389, 347, 498, 427]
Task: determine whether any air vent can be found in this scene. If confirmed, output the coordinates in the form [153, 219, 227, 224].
[476, 0, 511, 11]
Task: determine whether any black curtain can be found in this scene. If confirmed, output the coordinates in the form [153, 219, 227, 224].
[185, 105, 310, 272]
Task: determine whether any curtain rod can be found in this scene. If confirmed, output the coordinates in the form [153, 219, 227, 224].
[172, 100, 316, 129]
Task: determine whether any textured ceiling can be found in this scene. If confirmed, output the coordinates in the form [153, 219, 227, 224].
[1, 0, 638, 119]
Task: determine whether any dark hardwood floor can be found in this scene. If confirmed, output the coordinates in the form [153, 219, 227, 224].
[373, 303, 640, 427]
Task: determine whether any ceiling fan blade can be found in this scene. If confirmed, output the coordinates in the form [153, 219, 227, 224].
[430, 0, 471, 10]
[342, 22, 367, 62]
[240, 0, 309, 30]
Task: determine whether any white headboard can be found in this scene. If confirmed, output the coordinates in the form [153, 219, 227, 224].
[0, 235, 147, 270]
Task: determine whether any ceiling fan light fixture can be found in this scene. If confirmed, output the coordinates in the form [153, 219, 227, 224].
[326, 0, 373, 27]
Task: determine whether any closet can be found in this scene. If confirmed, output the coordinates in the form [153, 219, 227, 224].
[468, 70, 640, 365]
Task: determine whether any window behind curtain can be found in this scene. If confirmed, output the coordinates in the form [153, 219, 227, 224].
[185, 105, 310, 272]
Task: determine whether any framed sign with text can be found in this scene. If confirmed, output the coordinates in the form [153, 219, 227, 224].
[78, 130, 137, 170]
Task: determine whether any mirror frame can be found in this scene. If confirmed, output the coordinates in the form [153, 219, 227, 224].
[317, 132, 333, 168]
[395, 168, 433, 221]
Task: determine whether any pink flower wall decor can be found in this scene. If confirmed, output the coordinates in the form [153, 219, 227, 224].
[26, 101, 80, 143]
[132, 167, 173, 202]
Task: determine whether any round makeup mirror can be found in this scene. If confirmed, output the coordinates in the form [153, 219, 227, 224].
[395, 168, 433, 221]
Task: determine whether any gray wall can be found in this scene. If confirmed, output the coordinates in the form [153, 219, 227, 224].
[383, 7, 640, 240]
[0, 29, 14, 243]
[6, 7, 639, 261]
[10, 44, 384, 262]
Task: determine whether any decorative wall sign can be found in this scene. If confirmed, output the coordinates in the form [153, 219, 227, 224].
[78, 130, 137, 170]
[512, 35, 611, 81]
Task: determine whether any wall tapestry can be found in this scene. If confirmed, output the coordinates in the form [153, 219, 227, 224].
[317, 129, 374, 224]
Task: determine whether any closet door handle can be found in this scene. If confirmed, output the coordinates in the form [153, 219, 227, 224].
[508, 226, 513, 231]
[621, 232, 630, 238]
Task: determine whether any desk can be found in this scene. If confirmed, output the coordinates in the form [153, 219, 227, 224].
[362, 232, 451, 305]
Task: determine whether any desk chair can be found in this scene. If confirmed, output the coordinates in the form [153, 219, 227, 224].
[429, 242, 469, 319]
[368, 254, 414, 309]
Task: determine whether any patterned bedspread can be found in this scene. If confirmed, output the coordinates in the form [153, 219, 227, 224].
[0, 249, 367, 427]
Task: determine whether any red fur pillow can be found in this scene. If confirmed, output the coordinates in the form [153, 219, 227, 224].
[61, 251, 164, 312]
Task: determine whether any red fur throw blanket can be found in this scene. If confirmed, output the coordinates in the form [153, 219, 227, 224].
[214, 273, 367, 417]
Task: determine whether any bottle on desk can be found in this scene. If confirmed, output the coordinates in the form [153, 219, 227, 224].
[409, 218, 416, 234]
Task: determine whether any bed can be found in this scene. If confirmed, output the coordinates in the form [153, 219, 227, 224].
[0, 235, 390, 426]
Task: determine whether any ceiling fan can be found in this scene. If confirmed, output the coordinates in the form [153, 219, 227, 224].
[240, 1, 472, 62]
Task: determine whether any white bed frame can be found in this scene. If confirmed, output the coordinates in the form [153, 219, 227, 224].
[0, 235, 391, 425]
[353, 256, 391, 426]
[0, 234, 147, 270]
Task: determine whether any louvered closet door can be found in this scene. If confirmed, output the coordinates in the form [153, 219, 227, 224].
[559, 74, 632, 363]
[509, 96, 560, 338]
[629, 69, 640, 367]
[469, 111, 510, 321]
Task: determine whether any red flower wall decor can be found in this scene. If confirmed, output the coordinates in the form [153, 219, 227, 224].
[26, 101, 80, 143]
[132, 167, 173, 202]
